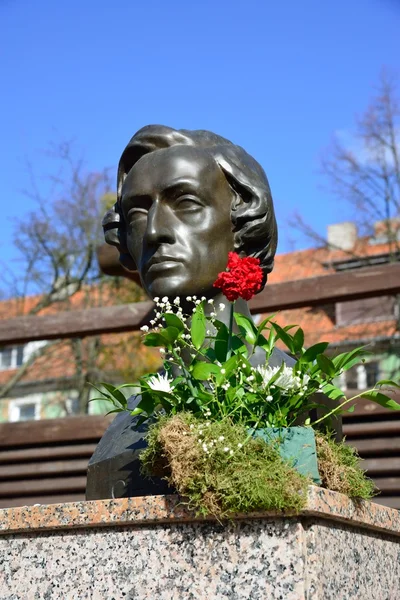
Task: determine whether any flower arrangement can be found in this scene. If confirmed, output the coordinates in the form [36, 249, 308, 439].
[98, 253, 400, 430]
[93, 252, 400, 516]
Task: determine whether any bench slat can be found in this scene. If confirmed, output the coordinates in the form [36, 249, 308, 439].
[0, 460, 89, 480]
[343, 421, 400, 437]
[0, 415, 112, 448]
[0, 476, 87, 497]
[349, 437, 400, 455]
[372, 496, 400, 509]
[0, 444, 97, 464]
[361, 457, 400, 475]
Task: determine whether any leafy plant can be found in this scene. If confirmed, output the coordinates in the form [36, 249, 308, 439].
[92, 295, 400, 430]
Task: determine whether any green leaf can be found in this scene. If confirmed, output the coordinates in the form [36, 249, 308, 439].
[321, 383, 346, 401]
[205, 347, 216, 362]
[256, 314, 277, 335]
[131, 391, 157, 415]
[360, 390, 400, 411]
[316, 355, 337, 378]
[196, 388, 214, 402]
[338, 356, 367, 374]
[376, 379, 400, 389]
[191, 304, 206, 350]
[143, 332, 167, 347]
[271, 322, 295, 353]
[292, 328, 305, 353]
[214, 322, 229, 363]
[191, 361, 220, 380]
[332, 346, 369, 371]
[98, 382, 128, 408]
[115, 383, 139, 391]
[234, 313, 257, 345]
[163, 313, 185, 332]
[161, 326, 180, 344]
[258, 332, 276, 358]
[301, 342, 329, 363]
[231, 335, 247, 355]
[216, 354, 239, 384]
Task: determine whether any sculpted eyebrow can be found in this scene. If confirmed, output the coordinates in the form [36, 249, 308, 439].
[122, 194, 152, 212]
[162, 180, 199, 197]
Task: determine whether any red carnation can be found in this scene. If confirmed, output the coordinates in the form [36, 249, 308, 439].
[213, 252, 263, 302]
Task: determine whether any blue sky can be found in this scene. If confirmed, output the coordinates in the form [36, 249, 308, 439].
[0, 0, 399, 274]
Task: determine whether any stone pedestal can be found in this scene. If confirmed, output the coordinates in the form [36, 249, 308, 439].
[0, 487, 399, 599]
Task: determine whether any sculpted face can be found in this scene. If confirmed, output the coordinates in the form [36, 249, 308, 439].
[120, 145, 235, 299]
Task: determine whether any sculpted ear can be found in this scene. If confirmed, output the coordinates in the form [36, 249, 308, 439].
[102, 204, 137, 272]
[217, 158, 268, 223]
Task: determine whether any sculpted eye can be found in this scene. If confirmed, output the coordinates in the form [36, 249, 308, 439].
[175, 196, 203, 211]
[127, 207, 148, 219]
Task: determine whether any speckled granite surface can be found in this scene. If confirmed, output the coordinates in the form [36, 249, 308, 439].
[305, 519, 400, 599]
[0, 487, 399, 599]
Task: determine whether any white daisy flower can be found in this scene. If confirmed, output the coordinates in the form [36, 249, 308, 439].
[147, 373, 174, 393]
[257, 364, 305, 393]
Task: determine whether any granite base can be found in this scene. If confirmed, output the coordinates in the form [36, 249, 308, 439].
[0, 487, 399, 599]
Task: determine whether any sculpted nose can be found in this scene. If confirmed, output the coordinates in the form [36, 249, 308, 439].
[145, 202, 175, 246]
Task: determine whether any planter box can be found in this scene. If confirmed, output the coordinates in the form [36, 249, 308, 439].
[1, 487, 399, 599]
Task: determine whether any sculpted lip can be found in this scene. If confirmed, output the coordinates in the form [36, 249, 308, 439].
[143, 256, 183, 275]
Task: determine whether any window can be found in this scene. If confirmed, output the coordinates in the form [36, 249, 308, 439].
[0, 345, 25, 370]
[9, 395, 41, 422]
[18, 403, 37, 421]
[344, 362, 380, 391]
[345, 366, 359, 390]
[365, 362, 380, 387]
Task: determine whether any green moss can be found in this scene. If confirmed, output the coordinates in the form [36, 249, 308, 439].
[315, 433, 376, 500]
[140, 413, 309, 517]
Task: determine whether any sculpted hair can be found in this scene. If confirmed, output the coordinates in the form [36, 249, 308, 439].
[103, 125, 278, 289]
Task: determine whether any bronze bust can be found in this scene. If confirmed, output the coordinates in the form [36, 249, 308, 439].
[86, 126, 298, 500]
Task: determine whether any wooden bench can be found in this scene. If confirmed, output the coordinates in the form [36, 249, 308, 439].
[0, 415, 112, 508]
[0, 403, 399, 509]
[343, 399, 400, 509]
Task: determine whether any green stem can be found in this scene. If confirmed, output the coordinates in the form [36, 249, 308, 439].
[227, 302, 234, 359]
[171, 347, 196, 396]
[310, 388, 378, 427]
